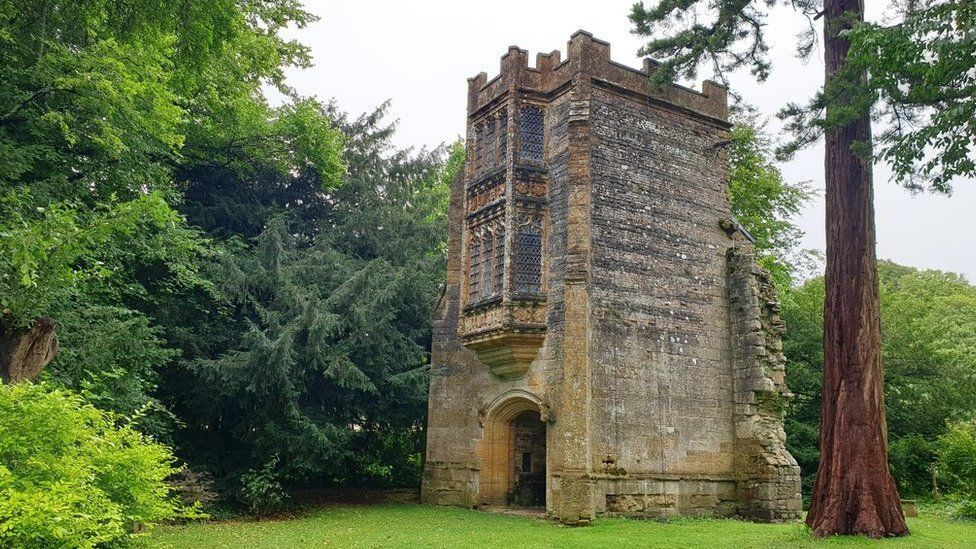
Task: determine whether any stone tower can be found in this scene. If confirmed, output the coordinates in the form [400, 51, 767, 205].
[421, 31, 801, 524]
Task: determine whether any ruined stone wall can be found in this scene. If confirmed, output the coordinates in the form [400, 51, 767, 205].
[423, 30, 800, 523]
[726, 246, 803, 521]
[421, 170, 487, 508]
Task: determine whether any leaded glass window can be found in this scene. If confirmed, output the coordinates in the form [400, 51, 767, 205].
[468, 233, 481, 302]
[498, 111, 508, 163]
[481, 231, 493, 299]
[474, 123, 484, 175]
[467, 139, 475, 178]
[485, 118, 496, 170]
[515, 219, 543, 294]
[519, 106, 544, 162]
[493, 228, 505, 294]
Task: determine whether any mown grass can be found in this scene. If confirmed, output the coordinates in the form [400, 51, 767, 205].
[150, 504, 976, 548]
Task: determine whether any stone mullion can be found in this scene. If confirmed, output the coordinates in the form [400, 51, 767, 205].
[502, 95, 517, 304]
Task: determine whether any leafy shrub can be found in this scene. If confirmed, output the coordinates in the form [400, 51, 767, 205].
[938, 421, 976, 493]
[42, 304, 180, 437]
[170, 468, 220, 509]
[938, 420, 976, 520]
[344, 427, 425, 489]
[945, 497, 976, 521]
[0, 382, 191, 547]
[239, 457, 289, 515]
[889, 434, 938, 497]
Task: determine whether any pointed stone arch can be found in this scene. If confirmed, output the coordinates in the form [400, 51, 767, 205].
[478, 390, 548, 506]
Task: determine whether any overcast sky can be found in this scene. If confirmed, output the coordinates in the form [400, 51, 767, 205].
[284, 1, 974, 281]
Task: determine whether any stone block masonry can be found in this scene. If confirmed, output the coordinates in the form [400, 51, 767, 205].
[421, 30, 801, 524]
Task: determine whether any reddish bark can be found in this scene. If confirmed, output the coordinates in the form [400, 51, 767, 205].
[0, 318, 59, 384]
[806, 0, 909, 538]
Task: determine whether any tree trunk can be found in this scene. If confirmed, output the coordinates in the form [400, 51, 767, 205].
[0, 318, 59, 384]
[806, 0, 909, 538]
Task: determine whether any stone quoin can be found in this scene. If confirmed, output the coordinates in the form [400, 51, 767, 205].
[421, 31, 802, 524]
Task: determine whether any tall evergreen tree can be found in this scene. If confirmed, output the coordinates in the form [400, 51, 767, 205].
[631, 0, 974, 536]
[168, 105, 461, 500]
[783, 262, 976, 497]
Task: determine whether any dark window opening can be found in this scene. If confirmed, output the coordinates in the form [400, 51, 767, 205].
[493, 229, 505, 294]
[519, 106, 544, 162]
[515, 222, 543, 295]
[468, 235, 481, 301]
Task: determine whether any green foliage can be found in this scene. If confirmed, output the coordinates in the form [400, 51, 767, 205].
[938, 421, 976, 496]
[840, 1, 976, 192]
[939, 421, 976, 520]
[0, 0, 342, 202]
[0, 0, 345, 448]
[727, 112, 812, 288]
[168, 105, 457, 507]
[889, 435, 938, 500]
[0, 382, 192, 547]
[777, 1, 976, 192]
[347, 426, 426, 489]
[946, 499, 976, 522]
[782, 263, 976, 496]
[239, 457, 289, 516]
[629, 0, 780, 86]
[41, 303, 180, 437]
[780, 279, 826, 497]
[629, 0, 975, 192]
[0, 190, 181, 328]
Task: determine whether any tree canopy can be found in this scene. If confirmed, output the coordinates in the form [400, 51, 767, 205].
[783, 261, 976, 497]
[727, 112, 813, 289]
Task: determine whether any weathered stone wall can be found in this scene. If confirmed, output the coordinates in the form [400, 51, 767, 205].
[727, 246, 803, 520]
[422, 89, 575, 510]
[422, 30, 801, 523]
[586, 84, 740, 517]
[421, 169, 484, 508]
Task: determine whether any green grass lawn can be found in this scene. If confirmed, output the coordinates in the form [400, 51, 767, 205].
[150, 504, 976, 548]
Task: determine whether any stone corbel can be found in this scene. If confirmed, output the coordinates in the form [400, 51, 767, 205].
[477, 405, 487, 428]
[539, 402, 554, 424]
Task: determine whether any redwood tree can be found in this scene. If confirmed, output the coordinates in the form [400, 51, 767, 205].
[807, 0, 907, 535]
[625, 0, 969, 536]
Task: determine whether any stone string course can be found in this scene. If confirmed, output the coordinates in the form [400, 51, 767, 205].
[421, 30, 801, 524]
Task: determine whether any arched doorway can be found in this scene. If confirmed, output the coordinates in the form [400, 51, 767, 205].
[479, 392, 547, 508]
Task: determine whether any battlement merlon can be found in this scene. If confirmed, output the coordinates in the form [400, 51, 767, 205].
[466, 30, 728, 125]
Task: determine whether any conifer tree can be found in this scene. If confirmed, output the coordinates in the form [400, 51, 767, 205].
[628, 0, 973, 537]
[173, 105, 461, 497]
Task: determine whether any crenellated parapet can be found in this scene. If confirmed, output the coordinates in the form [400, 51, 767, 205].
[467, 30, 728, 124]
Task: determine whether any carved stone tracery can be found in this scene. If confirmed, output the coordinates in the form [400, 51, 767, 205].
[460, 104, 549, 378]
